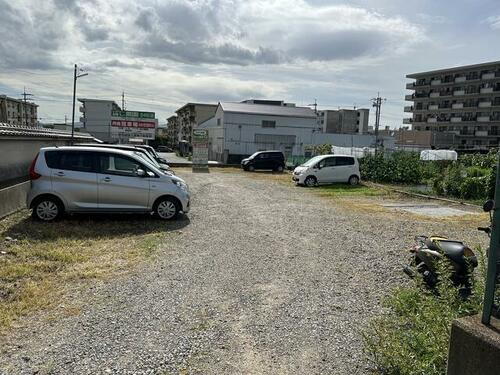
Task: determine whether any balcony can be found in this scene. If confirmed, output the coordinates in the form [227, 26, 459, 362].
[455, 76, 467, 83]
[479, 101, 492, 108]
[427, 118, 437, 123]
[480, 87, 494, 94]
[79, 117, 85, 123]
[79, 106, 84, 113]
[482, 73, 495, 80]
[476, 131, 488, 136]
[428, 104, 439, 110]
[454, 90, 465, 96]
[404, 106, 413, 112]
[405, 94, 414, 101]
[429, 92, 440, 98]
[406, 82, 415, 90]
[452, 103, 464, 109]
[451, 117, 462, 123]
[431, 79, 442, 86]
[403, 118, 413, 124]
[477, 116, 491, 122]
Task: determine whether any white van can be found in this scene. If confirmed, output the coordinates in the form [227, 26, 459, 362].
[292, 154, 360, 187]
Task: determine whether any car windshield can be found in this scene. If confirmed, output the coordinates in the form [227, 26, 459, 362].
[248, 152, 262, 159]
[301, 156, 324, 167]
[134, 151, 162, 170]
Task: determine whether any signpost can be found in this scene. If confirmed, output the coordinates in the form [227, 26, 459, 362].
[192, 129, 209, 172]
[482, 155, 500, 325]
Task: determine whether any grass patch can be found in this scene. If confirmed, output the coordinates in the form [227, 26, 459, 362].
[0, 210, 185, 330]
[315, 184, 385, 198]
[363, 250, 486, 374]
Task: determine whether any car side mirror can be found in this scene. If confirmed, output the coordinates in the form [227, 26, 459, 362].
[483, 199, 495, 212]
[136, 169, 146, 177]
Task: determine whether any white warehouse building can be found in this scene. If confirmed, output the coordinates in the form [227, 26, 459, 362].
[200, 101, 394, 163]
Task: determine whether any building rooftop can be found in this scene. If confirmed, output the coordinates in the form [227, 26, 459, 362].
[219, 102, 316, 118]
[78, 98, 119, 105]
[175, 102, 217, 113]
[0, 95, 38, 107]
[407, 60, 500, 78]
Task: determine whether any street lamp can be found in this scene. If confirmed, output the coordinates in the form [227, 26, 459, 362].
[71, 64, 88, 144]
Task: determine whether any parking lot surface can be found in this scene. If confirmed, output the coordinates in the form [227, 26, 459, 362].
[0, 170, 487, 374]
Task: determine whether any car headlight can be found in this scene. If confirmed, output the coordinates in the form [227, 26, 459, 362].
[173, 180, 188, 192]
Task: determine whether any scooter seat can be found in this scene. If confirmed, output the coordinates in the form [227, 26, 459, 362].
[427, 239, 469, 264]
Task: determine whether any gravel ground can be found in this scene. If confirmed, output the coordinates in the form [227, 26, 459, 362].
[0, 170, 488, 374]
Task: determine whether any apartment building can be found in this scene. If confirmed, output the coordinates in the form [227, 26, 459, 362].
[404, 60, 500, 151]
[318, 108, 369, 134]
[0, 95, 38, 126]
[175, 103, 217, 144]
[166, 115, 179, 148]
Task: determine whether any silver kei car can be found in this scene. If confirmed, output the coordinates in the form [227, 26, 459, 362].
[27, 146, 190, 222]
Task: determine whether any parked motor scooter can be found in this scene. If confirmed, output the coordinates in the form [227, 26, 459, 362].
[403, 200, 494, 296]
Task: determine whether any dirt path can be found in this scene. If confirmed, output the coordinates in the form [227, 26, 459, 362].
[0, 170, 487, 374]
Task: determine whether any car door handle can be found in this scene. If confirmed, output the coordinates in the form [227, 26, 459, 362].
[102, 177, 111, 182]
[56, 171, 65, 176]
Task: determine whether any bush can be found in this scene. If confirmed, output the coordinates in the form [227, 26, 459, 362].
[431, 164, 494, 201]
[360, 151, 423, 184]
[363, 250, 486, 375]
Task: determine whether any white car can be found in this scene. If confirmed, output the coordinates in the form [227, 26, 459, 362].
[292, 154, 360, 187]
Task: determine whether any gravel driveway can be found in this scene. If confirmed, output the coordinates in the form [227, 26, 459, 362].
[0, 170, 486, 374]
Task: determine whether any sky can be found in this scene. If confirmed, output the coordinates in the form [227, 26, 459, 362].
[0, 0, 499, 128]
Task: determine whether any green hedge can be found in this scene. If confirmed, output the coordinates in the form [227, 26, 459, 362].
[359, 150, 498, 201]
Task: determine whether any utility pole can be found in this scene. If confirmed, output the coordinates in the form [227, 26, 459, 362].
[371, 92, 386, 148]
[71, 64, 88, 144]
[122, 91, 126, 110]
[20, 87, 34, 127]
[308, 99, 318, 114]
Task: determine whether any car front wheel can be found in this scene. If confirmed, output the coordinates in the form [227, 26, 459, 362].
[304, 176, 317, 187]
[155, 197, 180, 220]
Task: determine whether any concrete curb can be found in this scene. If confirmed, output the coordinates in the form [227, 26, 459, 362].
[363, 181, 481, 208]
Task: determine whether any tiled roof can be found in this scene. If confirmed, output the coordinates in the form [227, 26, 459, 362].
[0, 123, 99, 141]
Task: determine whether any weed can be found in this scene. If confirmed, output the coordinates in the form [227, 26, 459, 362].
[363, 247, 486, 375]
[0, 210, 183, 330]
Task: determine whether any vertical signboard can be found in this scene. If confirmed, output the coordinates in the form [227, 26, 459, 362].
[192, 129, 209, 172]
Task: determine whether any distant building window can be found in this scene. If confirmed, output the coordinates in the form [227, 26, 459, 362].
[262, 120, 276, 128]
[217, 118, 221, 126]
[321, 120, 324, 124]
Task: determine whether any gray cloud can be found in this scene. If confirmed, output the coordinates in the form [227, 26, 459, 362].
[289, 30, 387, 61]
[135, 8, 156, 32]
[80, 24, 110, 42]
[130, 1, 422, 66]
[177, 84, 268, 104]
[136, 35, 285, 66]
[0, 1, 64, 69]
[102, 59, 144, 70]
